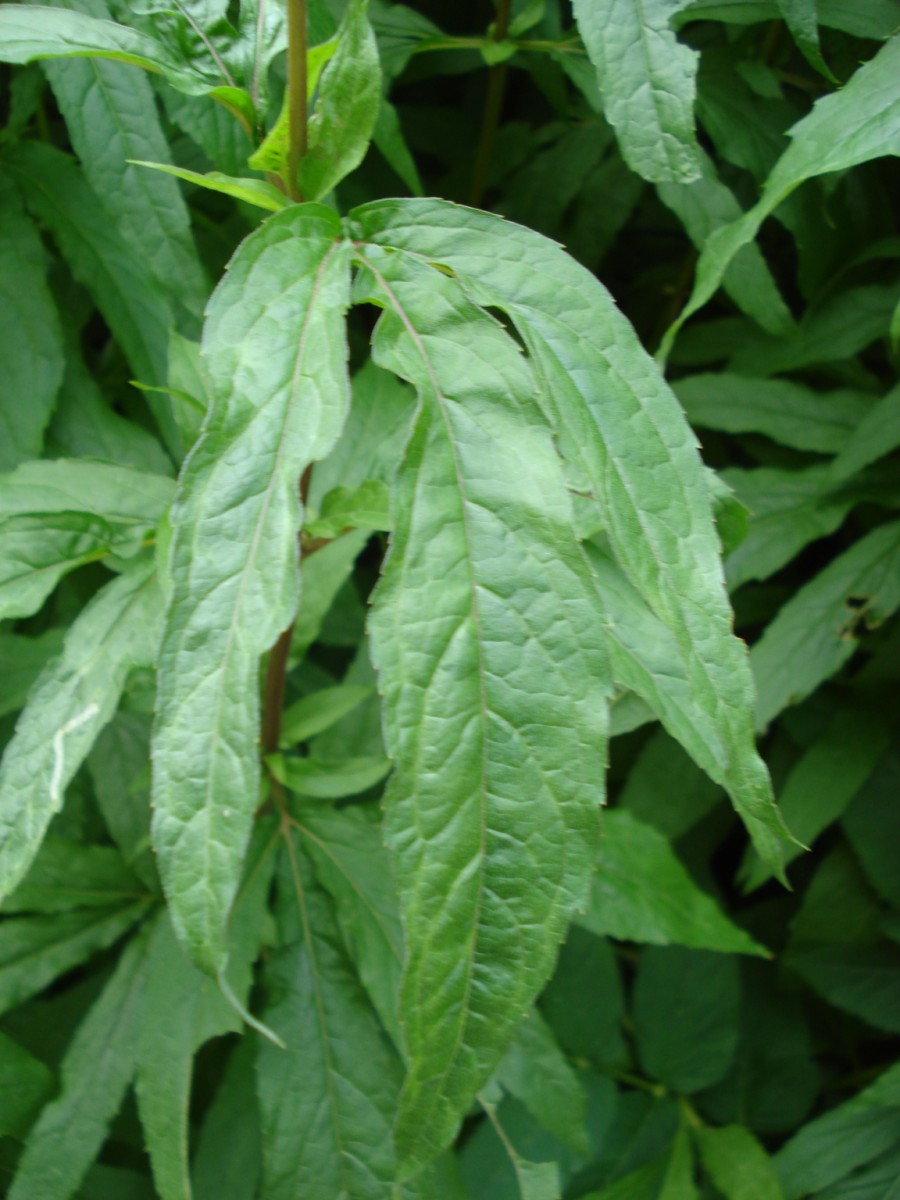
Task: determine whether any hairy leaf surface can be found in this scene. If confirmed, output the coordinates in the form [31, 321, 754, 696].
[355, 238, 610, 1172]
[0, 560, 162, 904]
[572, 0, 702, 183]
[152, 205, 351, 976]
[350, 199, 791, 874]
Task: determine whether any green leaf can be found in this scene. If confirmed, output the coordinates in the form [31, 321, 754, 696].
[279, 683, 375, 746]
[257, 835, 401, 1200]
[478, 1097, 562, 1200]
[776, 0, 836, 82]
[0, 629, 65, 719]
[0, 903, 146, 1015]
[0, 3, 217, 93]
[751, 520, 900, 729]
[742, 701, 891, 890]
[775, 1063, 900, 1199]
[3, 140, 177, 451]
[304, 479, 391, 538]
[129, 160, 290, 212]
[34, 0, 208, 319]
[830, 382, 900, 482]
[579, 810, 767, 956]
[88, 710, 157, 887]
[151, 205, 352, 976]
[696, 1125, 784, 1200]
[0, 175, 64, 470]
[672, 374, 873, 454]
[657, 150, 793, 335]
[269, 752, 391, 799]
[290, 528, 371, 662]
[540, 927, 627, 1067]
[633, 947, 740, 1093]
[843, 745, 900, 909]
[0, 459, 173, 619]
[0, 561, 163, 905]
[2, 839, 144, 913]
[373, 96, 423, 195]
[572, 0, 702, 183]
[664, 35, 900, 354]
[787, 943, 900, 1033]
[296, 804, 404, 1045]
[192, 1040, 261, 1200]
[495, 1008, 589, 1155]
[0, 1031, 55, 1139]
[349, 199, 792, 876]
[354, 236, 610, 1173]
[7, 921, 153, 1200]
[721, 465, 855, 589]
[300, 0, 382, 201]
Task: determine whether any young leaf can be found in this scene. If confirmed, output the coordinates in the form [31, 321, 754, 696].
[572, 0, 703, 184]
[256, 835, 402, 1200]
[0, 175, 64, 470]
[349, 199, 793, 875]
[129, 161, 290, 212]
[151, 205, 352, 977]
[303, 479, 391, 538]
[0, 3, 218, 93]
[268, 751, 391, 799]
[664, 35, 900, 353]
[579, 810, 767, 956]
[0, 560, 163, 904]
[355, 242, 611, 1173]
[8, 922, 154, 1200]
[751, 520, 900, 729]
[279, 683, 375, 746]
[34, 0, 208, 320]
[299, 0, 382, 201]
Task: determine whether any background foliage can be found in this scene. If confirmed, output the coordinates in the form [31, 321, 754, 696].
[1, 0, 899, 1197]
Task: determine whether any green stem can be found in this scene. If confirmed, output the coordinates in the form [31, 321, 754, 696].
[469, 0, 514, 207]
[286, 0, 308, 202]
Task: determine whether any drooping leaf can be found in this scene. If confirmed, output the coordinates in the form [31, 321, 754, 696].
[579, 810, 767, 956]
[0, 3, 218, 92]
[33, 0, 208, 320]
[0, 175, 64, 470]
[751, 520, 900, 729]
[7, 922, 153, 1200]
[664, 35, 900, 354]
[299, 0, 382, 201]
[0, 560, 163, 904]
[0, 459, 173, 619]
[3, 140, 177, 450]
[304, 479, 391, 538]
[572, 0, 702, 183]
[151, 205, 352, 977]
[256, 834, 401, 1200]
[279, 683, 375, 746]
[776, 0, 836, 81]
[350, 199, 792, 876]
[633, 946, 740, 1094]
[355, 238, 610, 1172]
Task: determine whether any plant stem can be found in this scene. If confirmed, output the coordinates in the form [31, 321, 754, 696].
[469, 0, 514, 207]
[286, 0, 308, 202]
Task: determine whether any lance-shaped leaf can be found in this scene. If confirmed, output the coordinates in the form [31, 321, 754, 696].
[349, 198, 791, 876]
[354, 242, 610, 1173]
[0, 459, 174, 620]
[33, 0, 208, 320]
[0, 176, 64, 471]
[8, 921, 154, 1200]
[663, 34, 900, 354]
[777, 0, 836, 81]
[0, 560, 162, 905]
[257, 834, 401, 1200]
[572, 0, 702, 183]
[0, 3, 218, 93]
[152, 205, 352, 977]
